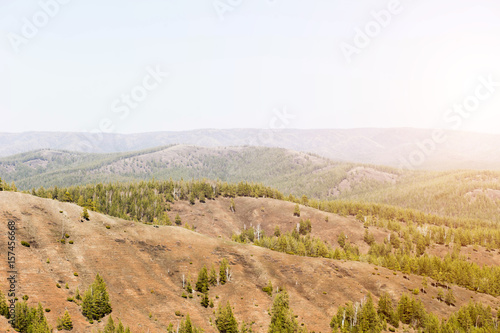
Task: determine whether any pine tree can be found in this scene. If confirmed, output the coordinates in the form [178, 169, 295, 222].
[293, 204, 300, 217]
[186, 280, 193, 294]
[196, 265, 209, 293]
[445, 288, 456, 306]
[116, 320, 125, 333]
[377, 292, 397, 327]
[219, 259, 229, 285]
[208, 265, 218, 286]
[82, 274, 112, 321]
[175, 214, 182, 226]
[0, 290, 9, 318]
[57, 310, 73, 331]
[358, 294, 381, 332]
[75, 287, 81, 301]
[82, 207, 90, 220]
[216, 302, 239, 333]
[103, 315, 115, 333]
[62, 191, 73, 202]
[268, 290, 299, 333]
[262, 280, 273, 297]
[31, 303, 51, 333]
[200, 293, 209, 308]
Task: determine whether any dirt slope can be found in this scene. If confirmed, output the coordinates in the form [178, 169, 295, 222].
[0, 192, 498, 332]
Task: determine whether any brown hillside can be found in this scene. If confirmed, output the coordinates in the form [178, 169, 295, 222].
[0, 192, 498, 332]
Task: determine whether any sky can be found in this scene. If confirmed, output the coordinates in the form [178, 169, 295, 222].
[1, 0, 500, 134]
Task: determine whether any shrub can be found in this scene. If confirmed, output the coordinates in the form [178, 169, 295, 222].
[21, 241, 30, 247]
[181, 293, 187, 299]
[69, 240, 74, 244]
[56, 283, 61, 288]
[175, 311, 182, 317]
[105, 225, 110, 229]
[64, 233, 70, 238]
[45, 308, 51, 312]
[73, 272, 78, 277]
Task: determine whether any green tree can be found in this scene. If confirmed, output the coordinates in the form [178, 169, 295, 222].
[208, 265, 218, 286]
[216, 302, 239, 333]
[196, 265, 209, 293]
[219, 259, 230, 285]
[62, 191, 73, 202]
[103, 315, 115, 333]
[200, 293, 209, 308]
[268, 290, 299, 333]
[262, 280, 273, 297]
[358, 294, 382, 332]
[82, 274, 112, 321]
[175, 214, 182, 226]
[82, 207, 90, 221]
[293, 204, 300, 217]
[377, 292, 398, 327]
[337, 231, 346, 248]
[57, 310, 73, 331]
[0, 290, 9, 318]
[445, 288, 456, 306]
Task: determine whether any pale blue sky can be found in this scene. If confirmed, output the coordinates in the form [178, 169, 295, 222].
[2, 0, 500, 134]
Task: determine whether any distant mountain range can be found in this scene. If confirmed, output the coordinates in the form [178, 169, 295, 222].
[2, 128, 500, 170]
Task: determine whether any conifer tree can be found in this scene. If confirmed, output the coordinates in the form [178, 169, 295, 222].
[293, 204, 300, 217]
[358, 294, 381, 332]
[445, 288, 456, 306]
[262, 280, 273, 297]
[0, 290, 9, 318]
[175, 214, 182, 226]
[31, 303, 51, 333]
[196, 265, 209, 293]
[216, 302, 239, 333]
[208, 265, 218, 286]
[57, 310, 73, 331]
[82, 207, 90, 221]
[116, 320, 125, 333]
[103, 315, 115, 333]
[82, 274, 112, 321]
[219, 259, 229, 285]
[268, 290, 299, 333]
[200, 293, 209, 308]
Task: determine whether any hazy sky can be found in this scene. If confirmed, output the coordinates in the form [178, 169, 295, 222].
[2, 0, 500, 134]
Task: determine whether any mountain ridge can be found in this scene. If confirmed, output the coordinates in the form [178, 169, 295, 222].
[2, 128, 500, 170]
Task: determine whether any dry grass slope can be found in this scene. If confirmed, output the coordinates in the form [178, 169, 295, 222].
[0, 192, 498, 332]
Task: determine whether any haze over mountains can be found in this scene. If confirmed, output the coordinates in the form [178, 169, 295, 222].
[2, 128, 500, 170]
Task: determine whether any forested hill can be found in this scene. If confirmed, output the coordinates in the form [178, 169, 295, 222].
[2, 128, 500, 169]
[0, 145, 401, 197]
[2, 145, 500, 223]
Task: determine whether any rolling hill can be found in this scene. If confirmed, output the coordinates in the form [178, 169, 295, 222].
[0, 145, 401, 199]
[1, 191, 499, 332]
[2, 128, 500, 170]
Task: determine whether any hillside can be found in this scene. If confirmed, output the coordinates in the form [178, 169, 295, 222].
[1, 191, 499, 332]
[341, 169, 500, 223]
[0, 145, 400, 199]
[3, 144, 500, 223]
[2, 128, 500, 170]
